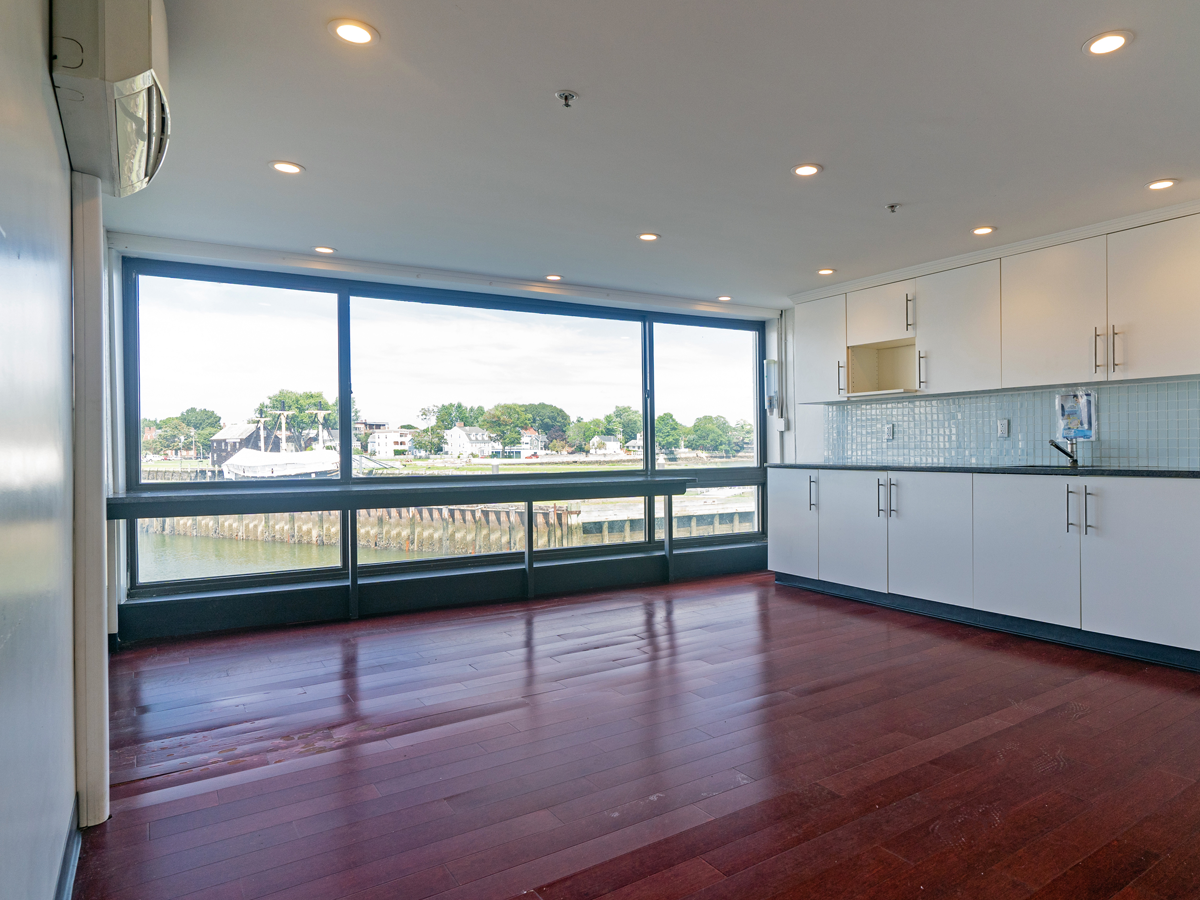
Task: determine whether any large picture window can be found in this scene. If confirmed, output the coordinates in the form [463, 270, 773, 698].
[122, 259, 766, 598]
[349, 297, 644, 476]
[136, 276, 339, 483]
[653, 323, 758, 469]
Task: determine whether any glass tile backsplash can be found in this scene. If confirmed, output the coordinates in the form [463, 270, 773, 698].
[823, 378, 1200, 470]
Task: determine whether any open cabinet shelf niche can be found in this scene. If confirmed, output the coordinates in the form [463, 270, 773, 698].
[848, 337, 919, 395]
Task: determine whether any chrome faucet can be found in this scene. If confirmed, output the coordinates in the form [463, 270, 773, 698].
[1048, 438, 1078, 468]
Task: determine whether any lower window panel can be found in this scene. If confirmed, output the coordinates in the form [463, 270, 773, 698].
[670, 486, 759, 539]
[357, 504, 527, 564]
[533, 497, 650, 549]
[136, 511, 343, 583]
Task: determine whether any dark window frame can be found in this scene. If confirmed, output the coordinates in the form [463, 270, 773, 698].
[119, 256, 767, 595]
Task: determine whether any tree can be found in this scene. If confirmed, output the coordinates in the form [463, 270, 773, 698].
[521, 403, 571, 442]
[152, 416, 192, 456]
[548, 439, 568, 453]
[412, 425, 444, 455]
[566, 418, 599, 452]
[254, 389, 339, 451]
[654, 412, 683, 451]
[685, 415, 735, 456]
[424, 402, 485, 431]
[179, 407, 220, 432]
[607, 405, 642, 445]
[179, 407, 222, 455]
[482, 403, 532, 449]
[731, 419, 753, 456]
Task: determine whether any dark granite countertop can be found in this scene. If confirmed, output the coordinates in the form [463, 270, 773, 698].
[767, 463, 1200, 478]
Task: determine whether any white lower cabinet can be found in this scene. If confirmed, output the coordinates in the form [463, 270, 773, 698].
[816, 469, 888, 592]
[886, 471, 973, 605]
[1081, 478, 1200, 651]
[972, 474, 1081, 628]
[766, 468, 818, 579]
[768, 468, 1200, 655]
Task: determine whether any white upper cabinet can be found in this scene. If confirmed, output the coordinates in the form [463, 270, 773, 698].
[794, 294, 846, 403]
[914, 261, 1001, 394]
[766, 468, 819, 579]
[1108, 213, 1200, 381]
[1001, 236, 1108, 388]
[847, 280, 916, 346]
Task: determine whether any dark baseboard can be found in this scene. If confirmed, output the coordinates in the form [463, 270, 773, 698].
[674, 541, 767, 580]
[118, 579, 349, 643]
[117, 542, 767, 642]
[55, 797, 80, 900]
[774, 572, 1200, 673]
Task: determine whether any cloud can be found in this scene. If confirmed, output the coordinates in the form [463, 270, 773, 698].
[137, 276, 758, 431]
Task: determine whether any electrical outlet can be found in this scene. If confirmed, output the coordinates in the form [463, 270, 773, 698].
[884, 423, 895, 441]
[998, 419, 1009, 438]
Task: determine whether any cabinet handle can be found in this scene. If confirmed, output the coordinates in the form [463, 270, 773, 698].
[1065, 484, 1075, 532]
[905, 294, 914, 332]
[918, 352, 927, 389]
[1111, 328, 1121, 372]
[888, 478, 897, 517]
[808, 475, 816, 511]
[877, 478, 885, 517]
[837, 360, 845, 395]
[1093, 327, 1102, 374]
[1083, 486, 1094, 534]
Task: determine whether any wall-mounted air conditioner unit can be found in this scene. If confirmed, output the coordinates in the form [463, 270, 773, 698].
[52, 0, 170, 197]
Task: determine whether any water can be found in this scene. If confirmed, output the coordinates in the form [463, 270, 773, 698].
[137, 533, 342, 582]
[138, 533, 498, 583]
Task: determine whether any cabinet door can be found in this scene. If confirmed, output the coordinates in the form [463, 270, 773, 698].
[817, 469, 888, 592]
[767, 468, 818, 579]
[794, 294, 846, 404]
[973, 474, 1080, 628]
[1001, 237, 1108, 388]
[914, 262, 1001, 394]
[1081, 478, 1200, 651]
[886, 471, 973, 606]
[1108, 214, 1200, 381]
[847, 280, 916, 346]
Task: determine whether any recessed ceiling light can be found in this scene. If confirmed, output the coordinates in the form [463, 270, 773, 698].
[792, 164, 823, 176]
[817, 268, 836, 275]
[1084, 31, 1132, 55]
[1147, 179, 1178, 190]
[545, 274, 562, 281]
[639, 233, 659, 241]
[972, 226, 996, 235]
[313, 246, 336, 254]
[717, 295, 732, 302]
[271, 161, 304, 174]
[328, 19, 378, 44]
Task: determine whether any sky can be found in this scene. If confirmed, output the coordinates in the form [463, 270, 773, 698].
[139, 276, 758, 431]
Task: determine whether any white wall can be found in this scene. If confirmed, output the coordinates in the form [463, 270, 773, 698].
[0, 0, 78, 897]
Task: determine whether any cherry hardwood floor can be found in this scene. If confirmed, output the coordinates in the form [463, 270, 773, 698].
[74, 572, 1200, 899]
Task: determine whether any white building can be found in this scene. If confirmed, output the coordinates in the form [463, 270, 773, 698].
[444, 424, 499, 458]
[520, 428, 548, 457]
[626, 432, 644, 453]
[367, 429, 415, 457]
[589, 434, 623, 455]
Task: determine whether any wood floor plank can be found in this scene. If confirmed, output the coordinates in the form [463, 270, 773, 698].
[75, 573, 1200, 900]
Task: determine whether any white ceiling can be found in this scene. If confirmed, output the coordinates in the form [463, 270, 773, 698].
[103, 0, 1200, 312]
